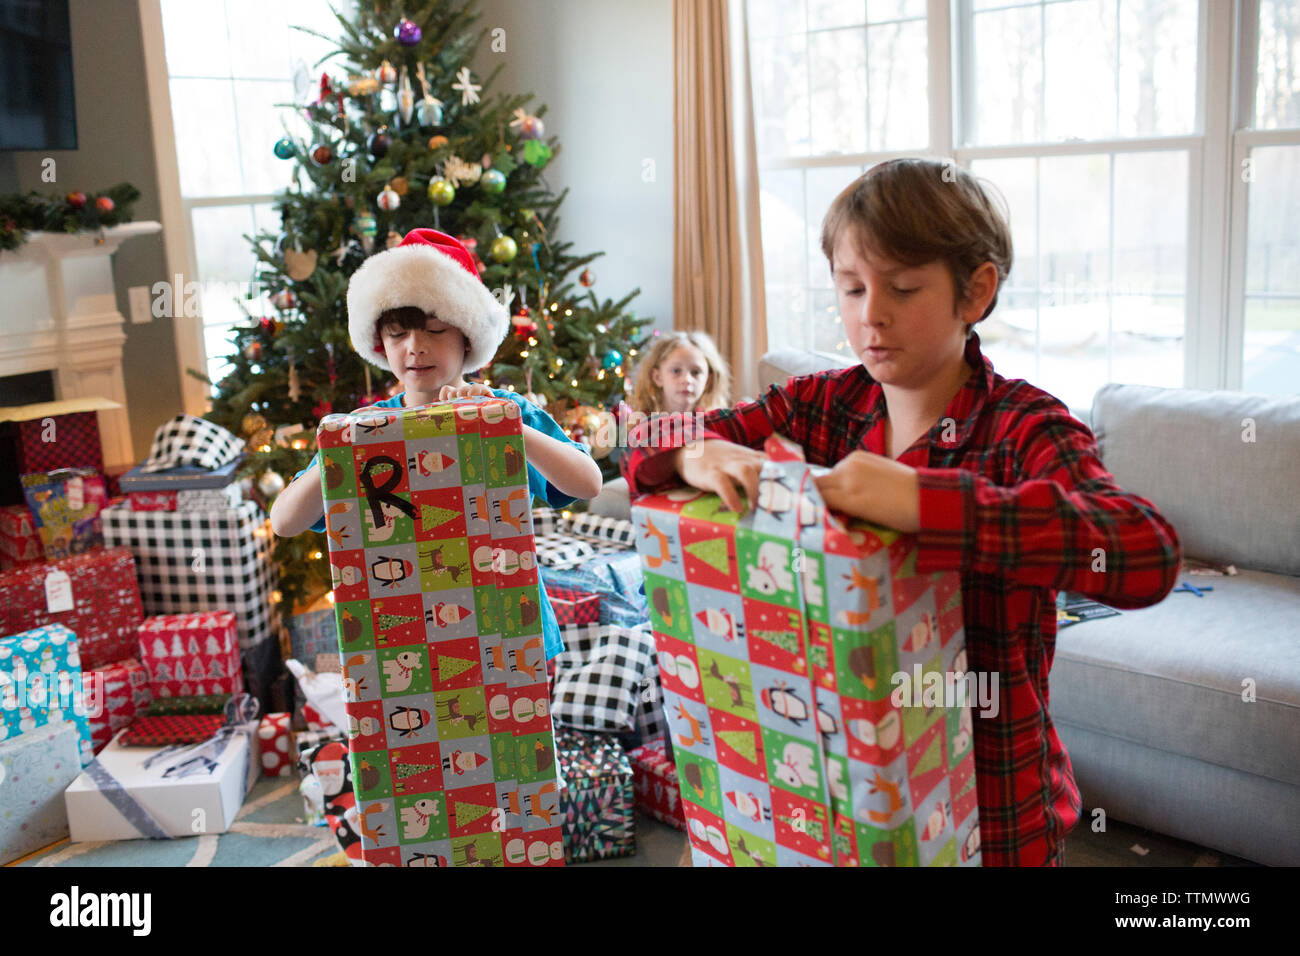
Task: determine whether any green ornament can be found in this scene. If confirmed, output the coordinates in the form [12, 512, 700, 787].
[490, 234, 518, 262]
[273, 137, 295, 159]
[480, 168, 507, 193]
[428, 177, 455, 206]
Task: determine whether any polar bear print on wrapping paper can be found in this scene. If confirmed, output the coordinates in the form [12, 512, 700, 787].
[757, 474, 821, 528]
[400, 797, 441, 840]
[381, 651, 423, 694]
[772, 740, 819, 790]
[745, 541, 795, 596]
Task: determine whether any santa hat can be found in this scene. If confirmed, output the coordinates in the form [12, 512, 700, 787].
[346, 228, 509, 374]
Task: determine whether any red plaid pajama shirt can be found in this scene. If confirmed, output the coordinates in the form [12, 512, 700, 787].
[620, 331, 1182, 866]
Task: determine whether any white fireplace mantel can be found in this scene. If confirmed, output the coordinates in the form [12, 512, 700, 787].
[0, 221, 162, 470]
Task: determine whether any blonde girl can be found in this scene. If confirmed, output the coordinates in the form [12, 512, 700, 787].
[627, 330, 731, 415]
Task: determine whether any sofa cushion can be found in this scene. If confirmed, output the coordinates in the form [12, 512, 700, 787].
[1090, 383, 1300, 576]
[758, 348, 857, 392]
[1051, 567, 1300, 789]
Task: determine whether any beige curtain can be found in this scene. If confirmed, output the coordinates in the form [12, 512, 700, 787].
[673, 0, 767, 401]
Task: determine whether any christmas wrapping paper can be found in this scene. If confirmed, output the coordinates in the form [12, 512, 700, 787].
[316, 398, 564, 868]
[628, 738, 685, 830]
[127, 486, 243, 513]
[118, 713, 226, 746]
[64, 720, 259, 841]
[629, 436, 981, 867]
[0, 720, 83, 864]
[296, 736, 362, 863]
[548, 586, 600, 626]
[127, 491, 175, 512]
[287, 607, 341, 721]
[20, 468, 108, 560]
[301, 702, 331, 731]
[556, 727, 636, 863]
[137, 611, 243, 699]
[0, 399, 109, 508]
[145, 693, 230, 716]
[0, 624, 94, 766]
[0, 503, 42, 570]
[540, 553, 649, 628]
[84, 657, 152, 752]
[258, 712, 293, 777]
[292, 726, 347, 762]
[101, 500, 282, 709]
[0, 547, 143, 671]
[117, 459, 240, 492]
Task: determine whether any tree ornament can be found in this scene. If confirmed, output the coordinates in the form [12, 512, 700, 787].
[66, 191, 86, 209]
[95, 196, 115, 214]
[273, 137, 295, 159]
[258, 470, 286, 497]
[309, 143, 334, 166]
[377, 185, 401, 212]
[283, 247, 318, 281]
[490, 235, 517, 263]
[427, 134, 448, 150]
[396, 17, 422, 45]
[480, 168, 506, 194]
[367, 127, 392, 159]
[347, 75, 379, 96]
[580, 268, 595, 287]
[480, 152, 492, 169]
[509, 108, 544, 140]
[397, 68, 415, 125]
[271, 289, 296, 311]
[260, 316, 278, 335]
[603, 349, 622, 369]
[288, 354, 301, 401]
[418, 96, 443, 128]
[375, 60, 397, 85]
[390, 176, 409, 196]
[243, 341, 263, 361]
[427, 178, 455, 206]
[443, 156, 482, 186]
[241, 412, 268, 436]
[451, 66, 482, 106]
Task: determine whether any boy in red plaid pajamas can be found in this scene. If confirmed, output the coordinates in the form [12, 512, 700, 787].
[621, 158, 1182, 866]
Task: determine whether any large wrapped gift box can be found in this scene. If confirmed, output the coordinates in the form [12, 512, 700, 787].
[84, 657, 152, 752]
[0, 547, 143, 671]
[0, 503, 42, 570]
[101, 499, 282, 709]
[628, 737, 685, 830]
[0, 624, 94, 766]
[629, 436, 981, 867]
[137, 610, 243, 698]
[64, 721, 259, 841]
[0, 398, 115, 508]
[556, 726, 636, 862]
[316, 398, 564, 868]
[20, 468, 109, 560]
[0, 720, 84, 864]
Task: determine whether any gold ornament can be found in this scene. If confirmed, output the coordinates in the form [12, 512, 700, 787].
[241, 412, 268, 436]
[390, 176, 409, 196]
[428, 135, 449, 150]
[283, 247, 318, 281]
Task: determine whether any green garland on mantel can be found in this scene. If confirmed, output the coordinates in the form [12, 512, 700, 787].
[0, 182, 142, 252]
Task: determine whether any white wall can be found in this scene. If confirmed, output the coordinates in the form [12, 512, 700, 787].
[472, 0, 675, 335]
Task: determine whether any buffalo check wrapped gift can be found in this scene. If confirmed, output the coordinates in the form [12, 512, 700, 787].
[315, 398, 564, 868]
[0, 397, 115, 508]
[101, 499, 282, 709]
[137, 610, 243, 698]
[0, 546, 143, 671]
[0, 624, 94, 766]
[551, 622, 657, 734]
[0, 720, 84, 864]
[556, 726, 636, 863]
[547, 585, 600, 626]
[630, 435, 981, 867]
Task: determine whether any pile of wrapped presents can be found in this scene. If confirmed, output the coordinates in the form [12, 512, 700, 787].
[3, 398, 981, 868]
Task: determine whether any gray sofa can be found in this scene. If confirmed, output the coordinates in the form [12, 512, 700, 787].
[593, 348, 1300, 865]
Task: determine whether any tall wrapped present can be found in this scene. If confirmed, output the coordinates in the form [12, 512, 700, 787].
[556, 727, 636, 862]
[83, 657, 152, 752]
[316, 398, 564, 868]
[0, 721, 83, 864]
[0, 547, 143, 670]
[20, 468, 109, 560]
[630, 436, 981, 867]
[137, 611, 243, 698]
[628, 737, 685, 830]
[101, 499, 282, 709]
[0, 398, 115, 508]
[0, 503, 42, 570]
[0, 624, 94, 766]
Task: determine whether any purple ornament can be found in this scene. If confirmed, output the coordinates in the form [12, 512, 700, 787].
[396, 18, 422, 45]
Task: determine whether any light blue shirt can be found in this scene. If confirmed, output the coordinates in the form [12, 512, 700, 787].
[291, 389, 590, 660]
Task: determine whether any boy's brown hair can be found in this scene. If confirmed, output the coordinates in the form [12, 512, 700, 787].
[375, 306, 470, 355]
[820, 158, 1014, 323]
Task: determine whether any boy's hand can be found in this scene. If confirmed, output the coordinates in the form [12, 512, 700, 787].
[674, 439, 767, 514]
[439, 383, 494, 401]
[814, 451, 921, 532]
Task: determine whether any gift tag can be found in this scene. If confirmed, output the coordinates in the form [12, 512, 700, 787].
[67, 475, 85, 511]
[45, 569, 74, 613]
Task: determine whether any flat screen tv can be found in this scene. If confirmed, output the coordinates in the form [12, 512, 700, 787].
[0, 0, 77, 151]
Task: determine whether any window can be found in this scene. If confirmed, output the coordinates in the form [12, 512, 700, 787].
[746, 0, 1300, 407]
[158, 0, 345, 388]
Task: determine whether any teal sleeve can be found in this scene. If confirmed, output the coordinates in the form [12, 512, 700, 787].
[491, 389, 593, 508]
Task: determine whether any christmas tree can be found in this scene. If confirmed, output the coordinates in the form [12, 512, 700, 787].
[201, 0, 652, 612]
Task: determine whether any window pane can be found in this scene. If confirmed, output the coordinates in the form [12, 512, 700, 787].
[810, 288, 851, 355]
[1043, 0, 1116, 143]
[970, 4, 1042, 145]
[760, 169, 807, 290]
[805, 165, 864, 287]
[287, 2, 350, 72]
[809, 29, 867, 154]
[170, 78, 243, 197]
[1118, 0, 1198, 136]
[1255, 0, 1300, 130]
[809, 0, 866, 30]
[225, 0, 296, 80]
[867, 0, 926, 21]
[748, 0, 806, 39]
[1243, 146, 1300, 392]
[868, 18, 928, 149]
[193, 204, 261, 283]
[160, 0, 231, 78]
[233, 79, 300, 195]
[969, 157, 1039, 375]
[751, 34, 811, 157]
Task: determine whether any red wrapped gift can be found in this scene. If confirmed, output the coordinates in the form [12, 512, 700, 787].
[548, 585, 600, 626]
[84, 657, 153, 752]
[0, 398, 110, 478]
[257, 712, 293, 777]
[628, 738, 685, 831]
[300, 702, 330, 732]
[0, 503, 42, 569]
[0, 546, 143, 670]
[137, 610, 244, 698]
[127, 491, 177, 512]
[118, 713, 225, 746]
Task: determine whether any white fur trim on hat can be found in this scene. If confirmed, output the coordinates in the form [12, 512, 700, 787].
[346, 243, 509, 374]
